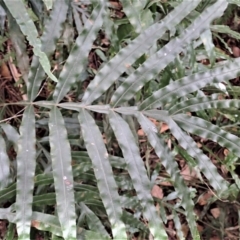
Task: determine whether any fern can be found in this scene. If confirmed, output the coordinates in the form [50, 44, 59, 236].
[0, 0, 240, 239]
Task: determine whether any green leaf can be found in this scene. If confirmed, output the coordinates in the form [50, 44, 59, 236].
[112, 0, 228, 107]
[173, 114, 240, 158]
[0, 206, 15, 223]
[143, 110, 229, 195]
[15, 106, 36, 239]
[78, 109, 126, 239]
[53, 1, 107, 103]
[5, 222, 15, 240]
[83, 231, 111, 240]
[8, 11, 29, 83]
[27, 0, 69, 101]
[48, 107, 76, 239]
[211, 25, 240, 40]
[136, 113, 199, 239]
[0, 183, 16, 203]
[172, 210, 185, 240]
[122, 210, 149, 234]
[33, 193, 56, 206]
[31, 212, 62, 237]
[169, 95, 240, 114]
[108, 111, 167, 239]
[80, 202, 110, 238]
[0, 135, 10, 190]
[0, 209, 63, 237]
[119, 0, 147, 33]
[140, 57, 240, 110]
[72, 150, 127, 169]
[0, 123, 19, 151]
[3, 0, 57, 82]
[34, 172, 54, 186]
[82, 0, 201, 105]
[227, 0, 240, 6]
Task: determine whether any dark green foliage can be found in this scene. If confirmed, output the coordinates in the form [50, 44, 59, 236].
[0, 0, 240, 239]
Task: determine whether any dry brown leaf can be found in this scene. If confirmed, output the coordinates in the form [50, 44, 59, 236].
[232, 46, 240, 57]
[0, 220, 7, 238]
[109, 1, 122, 10]
[179, 159, 186, 169]
[151, 185, 163, 199]
[223, 148, 229, 156]
[0, 61, 11, 79]
[197, 142, 202, 148]
[210, 236, 221, 240]
[197, 190, 214, 206]
[210, 208, 220, 219]
[197, 224, 204, 233]
[180, 165, 198, 181]
[31, 220, 40, 228]
[194, 208, 201, 217]
[160, 122, 169, 133]
[137, 129, 145, 136]
[8, 60, 21, 82]
[221, 164, 228, 176]
[181, 223, 189, 238]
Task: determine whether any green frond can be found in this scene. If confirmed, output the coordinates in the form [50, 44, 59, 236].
[48, 107, 76, 239]
[53, 1, 107, 103]
[3, 0, 57, 82]
[15, 106, 36, 239]
[27, 0, 69, 101]
[112, 0, 228, 107]
[109, 111, 167, 239]
[78, 109, 126, 239]
[82, 0, 201, 105]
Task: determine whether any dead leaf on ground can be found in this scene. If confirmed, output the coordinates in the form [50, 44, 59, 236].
[197, 224, 204, 233]
[232, 46, 240, 57]
[197, 190, 214, 206]
[160, 122, 169, 133]
[180, 165, 198, 181]
[137, 129, 145, 136]
[109, 1, 122, 10]
[0, 61, 12, 79]
[151, 185, 163, 199]
[210, 236, 221, 240]
[181, 223, 189, 238]
[0, 220, 7, 238]
[210, 208, 220, 219]
[167, 220, 176, 238]
[31, 220, 40, 228]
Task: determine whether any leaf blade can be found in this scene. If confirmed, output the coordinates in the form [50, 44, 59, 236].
[15, 106, 36, 239]
[82, 0, 201, 105]
[53, 1, 107, 103]
[48, 107, 76, 239]
[169, 95, 240, 114]
[3, 0, 57, 82]
[0, 135, 10, 190]
[78, 109, 126, 239]
[27, 0, 69, 101]
[173, 114, 240, 158]
[136, 113, 200, 239]
[113, 0, 228, 107]
[108, 111, 167, 239]
[140, 57, 240, 110]
[143, 110, 229, 195]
